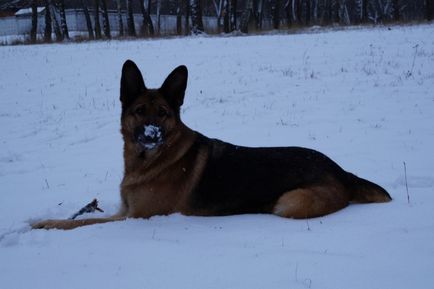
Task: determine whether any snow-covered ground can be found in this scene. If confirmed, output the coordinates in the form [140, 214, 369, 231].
[1, 24, 434, 289]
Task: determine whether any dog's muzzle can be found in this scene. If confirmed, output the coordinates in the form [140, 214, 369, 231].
[134, 124, 164, 151]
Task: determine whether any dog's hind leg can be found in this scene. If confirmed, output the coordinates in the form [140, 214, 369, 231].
[272, 185, 350, 219]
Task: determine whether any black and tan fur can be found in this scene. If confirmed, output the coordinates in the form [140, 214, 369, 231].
[32, 61, 391, 230]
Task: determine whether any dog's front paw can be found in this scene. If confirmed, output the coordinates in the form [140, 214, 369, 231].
[31, 220, 63, 230]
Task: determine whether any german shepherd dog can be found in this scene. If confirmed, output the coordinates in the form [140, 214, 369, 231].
[32, 61, 391, 230]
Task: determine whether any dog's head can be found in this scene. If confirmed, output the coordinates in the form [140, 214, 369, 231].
[120, 60, 187, 154]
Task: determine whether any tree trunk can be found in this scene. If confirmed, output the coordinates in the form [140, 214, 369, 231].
[44, 0, 52, 42]
[139, 0, 154, 36]
[305, 0, 310, 25]
[271, 0, 280, 29]
[156, 0, 161, 35]
[285, 0, 292, 27]
[296, 0, 302, 24]
[190, 0, 204, 34]
[148, 0, 155, 35]
[230, 0, 237, 31]
[50, 2, 63, 41]
[81, 0, 94, 39]
[255, 0, 264, 29]
[340, 0, 350, 24]
[139, 0, 149, 37]
[94, 0, 102, 38]
[392, 0, 400, 21]
[31, 0, 38, 43]
[230, 0, 238, 31]
[312, 0, 318, 24]
[126, 0, 136, 36]
[223, 0, 230, 32]
[428, 0, 433, 21]
[338, 0, 344, 24]
[215, 0, 224, 29]
[116, 0, 124, 36]
[58, 0, 69, 39]
[322, 0, 331, 24]
[362, 0, 368, 22]
[177, 0, 183, 35]
[239, 0, 253, 33]
[185, 0, 191, 35]
[101, 0, 111, 38]
[332, 0, 340, 23]
[221, 0, 237, 32]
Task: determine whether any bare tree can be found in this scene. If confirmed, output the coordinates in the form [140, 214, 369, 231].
[116, 0, 124, 36]
[156, 0, 161, 35]
[212, 0, 224, 29]
[271, 0, 280, 29]
[31, 0, 38, 43]
[296, 0, 302, 24]
[344, 1, 351, 24]
[312, 0, 319, 24]
[256, 0, 265, 29]
[139, 0, 154, 36]
[370, 0, 389, 24]
[428, 0, 433, 21]
[57, 0, 69, 39]
[101, 0, 111, 38]
[305, 0, 310, 25]
[81, 0, 94, 39]
[190, 0, 204, 34]
[240, 0, 254, 33]
[50, 1, 63, 41]
[94, 0, 102, 38]
[126, 0, 136, 36]
[44, 0, 52, 42]
[231, 0, 237, 30]
[392, 0, 400, 21]
[284, 0, 293, 27]
[223, 0, 230, 32]
[332, 0, 340, 23]
[357, 0, 368, 22]
[222, 0, 237, 32]
[177, 0, 183, 35]
[184, 0, 190, 35]
[321, 0, 330, 24]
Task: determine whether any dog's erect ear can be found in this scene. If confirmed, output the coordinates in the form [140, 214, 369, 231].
[120, 60, 146, 107]
[160, 65, 188, 109]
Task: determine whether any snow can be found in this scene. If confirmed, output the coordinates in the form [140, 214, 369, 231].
[1, 24, 434, 289]
[14, 7, 45, 16]
[142, 124, 163, 150]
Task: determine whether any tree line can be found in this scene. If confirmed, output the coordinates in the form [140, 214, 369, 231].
[28, 0, 434, 43]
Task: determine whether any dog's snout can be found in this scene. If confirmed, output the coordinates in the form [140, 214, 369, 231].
[134, 124, 164, 151]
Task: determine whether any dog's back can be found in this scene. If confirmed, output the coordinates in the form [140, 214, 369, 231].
[187, 133, 391, 218]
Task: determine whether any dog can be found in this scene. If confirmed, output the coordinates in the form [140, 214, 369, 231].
[32, 60, 391, 230]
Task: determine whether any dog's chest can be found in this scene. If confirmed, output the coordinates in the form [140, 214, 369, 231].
[120, 165, 194, 218]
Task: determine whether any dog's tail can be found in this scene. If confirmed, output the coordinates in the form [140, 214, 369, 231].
[344, 172, 392, 203]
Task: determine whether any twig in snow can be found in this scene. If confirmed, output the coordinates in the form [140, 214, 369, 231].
[406, 44, 419, 78]
[69, 198, 104, 220]
[403, 161, 410, 204]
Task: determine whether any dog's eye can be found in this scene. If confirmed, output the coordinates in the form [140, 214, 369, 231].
[135, 106, 146, 115]
[158, 108, 168, 118]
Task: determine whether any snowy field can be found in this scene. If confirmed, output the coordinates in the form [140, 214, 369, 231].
[1, 24, 434, 289]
